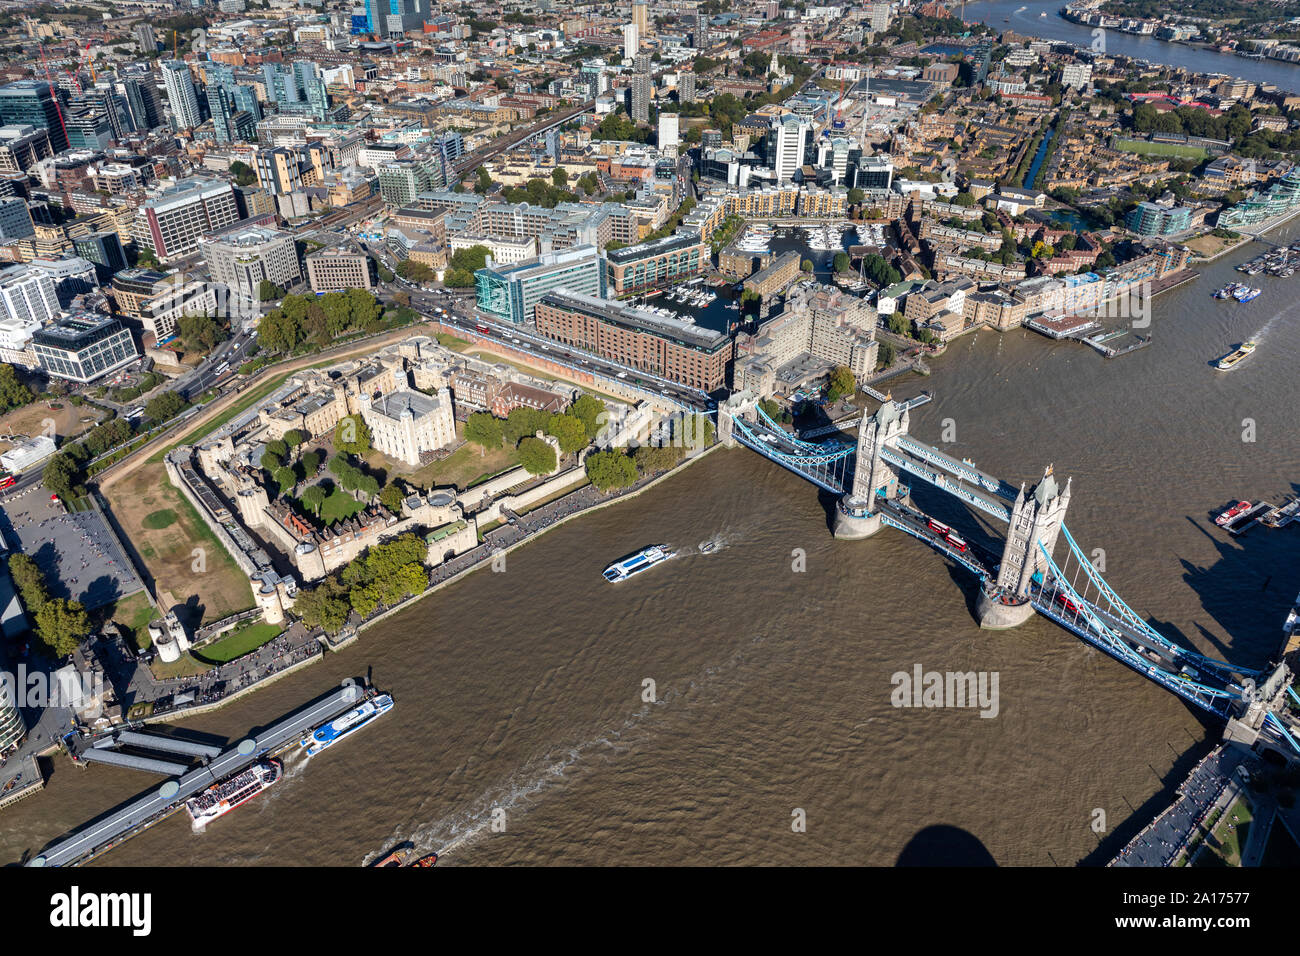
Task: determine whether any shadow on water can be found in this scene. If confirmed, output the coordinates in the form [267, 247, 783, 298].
[1078, 736, 1217, 867]
[1176, 500, 1299, 668]
[896, 824, 997, 866]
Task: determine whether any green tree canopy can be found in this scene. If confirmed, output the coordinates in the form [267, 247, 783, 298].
[35, 597, 91, 657]
[334, 415, 372, 456]
[827, 365, 856, 402]
[0, 364, 34, 411]
[545, 413, 589, 454]
[585, 449, 637, 491]
[517, 436, 557, 475]
[465, 411, 504, 454]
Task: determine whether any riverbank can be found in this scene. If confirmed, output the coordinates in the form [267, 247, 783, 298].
[354, 443, 722, 638]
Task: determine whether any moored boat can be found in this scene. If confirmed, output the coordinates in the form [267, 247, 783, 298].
[184, 759, 281, 828]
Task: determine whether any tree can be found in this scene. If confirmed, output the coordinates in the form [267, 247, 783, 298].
[833, 252, 851, 274]
[177, 312, 224, 353]
[517, 436, 557, 475]
[379, 483, 406, 512]
[847, 187, 865, 206]
[396, 259, 436, 283]
[503, 406, 551, 445]
[569, 394, 605, 439]
[545, 413, 589, 454]
[274, 466, 297, 495]
[801, 259, 814, 272]
[265, 438, 288, 460]
[301, 450, 321, 475]
[954, 191, 976, 207]
[877, 342, 895, 368]
[258, 279, 285, 301]
[9, 553, 49, 611]
[301, 483, 327, 516]
[283, 429, 306, 451]
[0, 364, 34, 411]
[464, 411, 503, 454]
[334, 415, 372, 456]
[144, 390, 187, 424]
[42, 453, 78, 499]
[551, 166, 568, 188]
[35, 598, 91, 657]
[585, 449, 637, 491]
[229, 160, 257, 187]
[261, 449, 283, 472]
[294, 577, 351, 634]
[827, 365, 856, 402]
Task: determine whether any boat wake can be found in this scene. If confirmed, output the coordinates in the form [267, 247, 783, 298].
[365, 633, 774, 865]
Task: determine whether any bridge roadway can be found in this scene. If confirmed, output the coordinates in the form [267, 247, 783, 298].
[877, 498, 999, 579]
[31, 685, 365, 867]
[1030, 594, 1237, 718]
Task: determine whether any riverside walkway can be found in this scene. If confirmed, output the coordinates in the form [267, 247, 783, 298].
[28, 684, 366, 867]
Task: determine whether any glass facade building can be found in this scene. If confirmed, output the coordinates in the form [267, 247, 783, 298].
[32, 315, 140, 383]
[474, 245, 607, 325]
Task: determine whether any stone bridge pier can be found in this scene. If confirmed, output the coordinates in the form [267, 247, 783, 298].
[976, 465, 1071, 629]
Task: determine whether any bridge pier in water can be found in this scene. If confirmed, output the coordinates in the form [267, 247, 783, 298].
[722, 391, 1300, 756]
[977, 466, 1071, 630]
[833, 399, 909, 540]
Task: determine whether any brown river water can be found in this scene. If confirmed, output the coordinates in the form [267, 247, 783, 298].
[3, 227, 1298, 867]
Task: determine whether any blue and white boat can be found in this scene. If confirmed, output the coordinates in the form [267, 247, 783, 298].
[301, 693, 394, 758]
[602, 545, 675, 583]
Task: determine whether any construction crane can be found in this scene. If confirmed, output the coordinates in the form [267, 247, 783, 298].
[35, 44, 71, 148]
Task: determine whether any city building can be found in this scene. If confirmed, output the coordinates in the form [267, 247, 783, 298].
[31, 314, 140, 383]
[605, 232, 707, 297]
[1125, 201, 1192, 237]
[0, 197, 34, 241]
[200, 224, 302, 298]
[534, 289, 731, 391]
[72, 231, 129, 282]
[475, 245, 607, 325]
[161, 60, 204, 131]
[0, 81, 69, 153]
[359, 387, 456, 468]
[0, 674, 24, 752]
[133, 178, 241, 262]
[0, 265, 60, 325]
[305, 243, 374, 292]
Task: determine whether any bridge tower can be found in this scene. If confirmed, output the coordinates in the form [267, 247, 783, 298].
[833, 399, 908, 539]
[717, 390, 757, 448]
[977, 464, 1071, 629]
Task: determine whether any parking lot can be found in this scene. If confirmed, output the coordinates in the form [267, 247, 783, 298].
[0, 485, 144, 612]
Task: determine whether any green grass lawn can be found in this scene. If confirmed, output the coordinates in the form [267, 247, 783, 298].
[106, 591, 157, 651]
[1113, 138, 1208, 160]
[193, 622, 282, 665]
[295, 488, 365, 525]
[1195, 797, 1252, 867]
[142, 509, 177, 529]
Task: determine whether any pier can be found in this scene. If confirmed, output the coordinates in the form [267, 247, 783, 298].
[28, 683, 368, 867]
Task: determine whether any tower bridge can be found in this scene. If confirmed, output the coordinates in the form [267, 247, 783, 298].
[717, 390, 1300, 758]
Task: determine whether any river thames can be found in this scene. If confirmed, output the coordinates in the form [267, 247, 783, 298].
[964, 0, 1300, 91]
[3, 219, 1299, 866]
